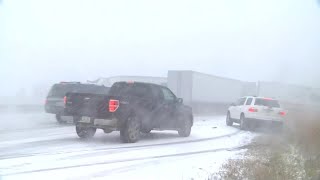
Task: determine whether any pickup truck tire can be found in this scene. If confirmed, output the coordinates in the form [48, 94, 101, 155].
[76, 126, 96, 139]
[56, 114, 64, 124]
[120, 115, 141, 143]
[178, 115, 192, 137]
[240, 114, 248, 130]
[226, 112, 233, 126]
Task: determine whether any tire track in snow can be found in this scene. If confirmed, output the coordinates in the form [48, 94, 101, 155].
[1, 144, 248, 177]
[0, 130, 241, 160]
[0, 123, 68, 134]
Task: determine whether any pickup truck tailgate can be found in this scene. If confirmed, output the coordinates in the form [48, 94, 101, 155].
[66, 93, 110, 118]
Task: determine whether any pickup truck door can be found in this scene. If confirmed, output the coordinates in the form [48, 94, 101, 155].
[149, 87, 167, 128]
[157, 87, 178, 128]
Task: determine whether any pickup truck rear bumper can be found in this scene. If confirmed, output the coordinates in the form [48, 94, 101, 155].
[75, 116, 120, 129]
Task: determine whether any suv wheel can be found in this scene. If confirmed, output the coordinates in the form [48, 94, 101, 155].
[240, 114, 248, 130]
[56, 114, 64, 124]
[121, 115, 141, 143]
[178, 115, 192, 137]
[76, 126, 96, 139]
[226, 112, 233, 126]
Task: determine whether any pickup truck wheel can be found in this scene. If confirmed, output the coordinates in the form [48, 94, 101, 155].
[178, 115, 192, 137]
[121, 116, 141, 143]
[240, 114, 248, 130]
[226, 112, 233, 126]
[56, 114, 64, 124]
[76, 126, 96, 139]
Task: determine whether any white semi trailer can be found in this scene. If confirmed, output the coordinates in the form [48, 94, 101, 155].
[168, 70, 256, 114]
[88, 76, 167, 87]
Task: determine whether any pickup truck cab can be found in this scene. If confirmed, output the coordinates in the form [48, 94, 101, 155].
[65, 81, 193, 143]
[226, 96, 286, 130]
[45, 82, 110, 123]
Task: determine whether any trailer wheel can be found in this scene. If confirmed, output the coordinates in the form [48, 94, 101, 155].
[76, 126, 96, 139]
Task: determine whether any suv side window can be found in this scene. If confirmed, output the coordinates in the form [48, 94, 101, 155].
[160, 87, 176, 101]
[245, 98, 253, 105]
[236, 98, 246, 106]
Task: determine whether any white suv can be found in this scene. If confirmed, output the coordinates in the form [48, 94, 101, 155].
[226, 96, 286, 130]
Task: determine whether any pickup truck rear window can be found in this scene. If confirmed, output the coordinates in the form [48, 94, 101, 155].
[254, 98, 280, 108]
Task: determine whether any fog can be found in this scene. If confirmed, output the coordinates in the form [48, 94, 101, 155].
[1, 2, 320, 178]
[0, 0, 320, 97]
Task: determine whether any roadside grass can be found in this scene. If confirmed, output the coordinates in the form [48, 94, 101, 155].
[212, 106, 320, 180]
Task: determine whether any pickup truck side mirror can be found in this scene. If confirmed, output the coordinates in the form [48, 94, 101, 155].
[177, 98, 183, 104]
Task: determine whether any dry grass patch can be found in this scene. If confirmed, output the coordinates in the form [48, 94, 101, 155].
[213, 105, 320, 180]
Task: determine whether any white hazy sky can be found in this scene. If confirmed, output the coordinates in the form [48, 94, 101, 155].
[0, 0, 320, 95]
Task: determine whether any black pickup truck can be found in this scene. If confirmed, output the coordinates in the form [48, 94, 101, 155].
[65, 81, 193, 143]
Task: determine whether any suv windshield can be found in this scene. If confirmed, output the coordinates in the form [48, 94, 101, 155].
[48, 84, 109, 98]
[254, 98, 280, 108]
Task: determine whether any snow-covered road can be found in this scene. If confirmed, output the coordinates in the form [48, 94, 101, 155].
[0, 112, 256, 180]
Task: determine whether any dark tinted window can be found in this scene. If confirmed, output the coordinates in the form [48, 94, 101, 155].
[254, 98, 280, 108]
[161, 87, 176, 101]
[109, 82, 152, 98]
[48, 84, 109, 98]
[236, 98, 246, 106]
[245, 98, 253, 105]
[151, 86, 163, 100]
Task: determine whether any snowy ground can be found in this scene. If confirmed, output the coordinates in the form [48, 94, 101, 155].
[0, 112, 257, 180]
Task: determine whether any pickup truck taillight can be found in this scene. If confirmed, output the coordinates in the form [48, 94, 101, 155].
[109, 99, 119, 112]
[248, 107, 258, 112]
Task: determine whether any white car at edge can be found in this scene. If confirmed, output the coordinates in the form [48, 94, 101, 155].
[226, 96, 286, 130]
